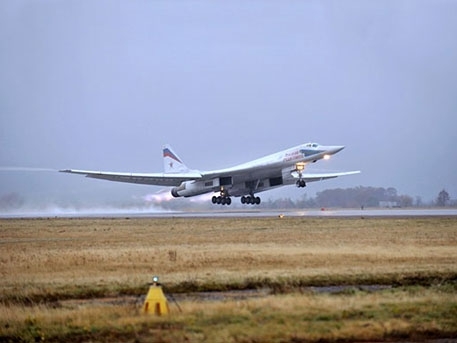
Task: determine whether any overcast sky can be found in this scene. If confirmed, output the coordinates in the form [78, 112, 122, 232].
[1, 0, 457, 210]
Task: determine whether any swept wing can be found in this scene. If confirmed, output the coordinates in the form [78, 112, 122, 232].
[59, 169, 202, 187]
[293, 170, 361, 183]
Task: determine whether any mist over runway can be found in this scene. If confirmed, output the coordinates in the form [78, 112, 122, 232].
[2, 208, 457, 219]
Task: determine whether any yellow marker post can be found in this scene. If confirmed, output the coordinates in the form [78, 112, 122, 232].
[143, 276, 169, 316]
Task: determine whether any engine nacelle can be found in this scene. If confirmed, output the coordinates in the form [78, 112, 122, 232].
[171, 185, 184, 198]
[171, 179, 219, 198]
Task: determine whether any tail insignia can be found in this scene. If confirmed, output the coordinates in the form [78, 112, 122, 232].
[163, 148, 182, 163]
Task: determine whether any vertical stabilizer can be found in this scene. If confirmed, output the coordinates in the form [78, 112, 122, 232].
[163, 145, 189, 173]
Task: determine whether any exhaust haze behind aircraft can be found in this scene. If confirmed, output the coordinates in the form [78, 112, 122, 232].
[61, 143, 360, 205]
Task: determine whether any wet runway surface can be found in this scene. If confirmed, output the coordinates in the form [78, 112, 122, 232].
[2, 208, 457, 219]
[156, 208, 457, 218]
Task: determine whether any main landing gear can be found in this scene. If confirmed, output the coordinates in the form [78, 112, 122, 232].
[241, 195, 261, 205]
[211, 186, 261, 206]
[212, 196, 232, 205]
[211, 195, 261, 205]
[212, 187, 232, 205]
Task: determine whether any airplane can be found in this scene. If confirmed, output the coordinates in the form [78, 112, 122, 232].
[60, 143, 360, 206]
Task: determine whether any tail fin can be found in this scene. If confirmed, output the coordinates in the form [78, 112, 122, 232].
[162, 144, 190, 173]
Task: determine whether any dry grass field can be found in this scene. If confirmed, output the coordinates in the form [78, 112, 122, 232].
[1, 216, 456, 342]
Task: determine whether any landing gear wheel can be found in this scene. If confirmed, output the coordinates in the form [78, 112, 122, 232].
[296, 180, 306, 188]
[212, 195, 232, 205]
[240, 195, 261, 205]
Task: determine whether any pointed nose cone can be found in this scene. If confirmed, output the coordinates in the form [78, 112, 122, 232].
[329, 145, 345, 155]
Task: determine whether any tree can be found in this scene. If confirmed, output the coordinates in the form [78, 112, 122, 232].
[386, 187, 398, 201]
[436, 189, 450, 207]
[398, 195, 413, 208]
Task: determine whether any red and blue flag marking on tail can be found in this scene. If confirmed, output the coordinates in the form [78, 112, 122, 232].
[163, 148, 182, 163]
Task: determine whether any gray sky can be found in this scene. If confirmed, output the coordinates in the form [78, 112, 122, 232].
[1, 0, 457, 209]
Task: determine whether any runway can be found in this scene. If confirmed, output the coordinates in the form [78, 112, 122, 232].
[159, 208, 457, 218]
[2, 207, 457, 219]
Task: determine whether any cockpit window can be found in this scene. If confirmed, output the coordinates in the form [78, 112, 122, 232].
[305, 143, 319, 148]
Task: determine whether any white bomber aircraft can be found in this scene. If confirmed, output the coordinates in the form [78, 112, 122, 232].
[60, 143, 360, 206]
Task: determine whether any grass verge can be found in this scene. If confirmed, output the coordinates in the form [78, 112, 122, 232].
[1, 284, 456, 342]
[1, 216, 456, 342]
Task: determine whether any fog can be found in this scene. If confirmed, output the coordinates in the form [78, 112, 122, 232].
[1, 0, 457, 213]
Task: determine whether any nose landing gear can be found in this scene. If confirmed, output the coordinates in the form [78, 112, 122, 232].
[296, 180, 306, 188]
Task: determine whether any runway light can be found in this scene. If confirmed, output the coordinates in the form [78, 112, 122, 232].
[323, 154, 331, 160]
[152, 276, 159, 283]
